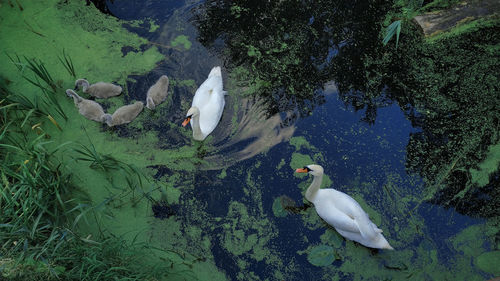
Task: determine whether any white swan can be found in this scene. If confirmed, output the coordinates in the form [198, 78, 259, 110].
[296, 164, 394, 250]
[66, 89, 106, 122]
[182, 66, 226, 141]
[146, 75, 169, 110]
[74, 79, 122, 99]
[102, 101, 144, 127]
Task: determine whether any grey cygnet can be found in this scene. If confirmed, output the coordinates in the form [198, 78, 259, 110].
[146, 75, 169, 110]
[102, 101, 144, 127]
[66, 89, 107, 122]
[74, 78, 122, 99]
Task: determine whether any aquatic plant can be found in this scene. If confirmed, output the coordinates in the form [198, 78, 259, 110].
[58, 49, 76, 78]
[23, 56, 58, 92]
[6, 54, 67, 120]
[306, 245, 336, 267]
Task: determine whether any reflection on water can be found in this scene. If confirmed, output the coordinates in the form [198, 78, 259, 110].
[206, 96, 296, 169]
[93, 0, 498, 280]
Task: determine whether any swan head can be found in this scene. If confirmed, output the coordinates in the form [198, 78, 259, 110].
[65, 89, 82, 102]
[101, 113, 112, 127]
[146, 97, 155, 110]
[182, 107, 200, 127]
[65, 89, 76, 97]
[295, 164, 323, 177]
[158, 75, 169, 84]
[74, 78, 89, 91]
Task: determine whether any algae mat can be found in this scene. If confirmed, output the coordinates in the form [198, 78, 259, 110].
[0, 1, 227, 280]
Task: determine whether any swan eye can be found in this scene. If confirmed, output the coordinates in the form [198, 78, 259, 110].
[303, 166, 311, 172]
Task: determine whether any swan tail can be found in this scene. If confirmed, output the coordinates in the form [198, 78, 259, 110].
[382, 243, 394, 250]
[355, 215, 379, 241]
[208, 66, 222, 78]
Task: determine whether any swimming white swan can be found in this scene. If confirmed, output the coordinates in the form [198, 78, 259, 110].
[182, 66, 226, 141]
[74, 78, 122, 99]
[296, 164, 394, 250]
[102, 101, 144, 127]
[66, 89, 107, 122]
[146, 75, 169, 110]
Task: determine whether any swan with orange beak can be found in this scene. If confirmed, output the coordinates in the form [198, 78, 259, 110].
[296, 164, 394, 250]
[182, 66, 226, 141]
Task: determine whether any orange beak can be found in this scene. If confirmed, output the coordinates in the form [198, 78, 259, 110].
[295, 168, 308, 173]
[182, 117, 191, 127]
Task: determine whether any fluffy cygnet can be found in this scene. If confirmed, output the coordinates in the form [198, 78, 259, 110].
[66, 89, 107, 122]
[102, 101, 144, 127]
[74, 78, 122, 99]
[146, 75, 169, 110]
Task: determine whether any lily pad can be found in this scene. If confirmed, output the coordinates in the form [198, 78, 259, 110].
[321, 230, 344, 248]
[475, 251, 500, 275]
[307, 245, 335, 267]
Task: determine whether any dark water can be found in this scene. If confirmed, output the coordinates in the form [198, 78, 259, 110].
[92, 0, 497, 280]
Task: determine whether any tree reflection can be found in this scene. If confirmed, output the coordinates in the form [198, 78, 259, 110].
[388, 23, 500, 218]
[192, 0, 500, 217]
[191, 0, 392, 122]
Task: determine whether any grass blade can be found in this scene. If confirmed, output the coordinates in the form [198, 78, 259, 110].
[383, 20, 402, 48]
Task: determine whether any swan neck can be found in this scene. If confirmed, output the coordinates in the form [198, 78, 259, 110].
[305, 173, 323, 202]
[69, 92, 82, 104]
[191, 114, 204, 140]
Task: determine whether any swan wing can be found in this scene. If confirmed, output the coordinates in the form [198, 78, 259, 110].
[316, 189, 379, 240]
[192, 76, 223, 107]
[198, 89, 225, 136]
[314, 190, 360, 233]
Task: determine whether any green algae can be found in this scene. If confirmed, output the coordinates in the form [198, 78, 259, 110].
[476, 251, 500, 275]
[470, 141, 500, 187]
[320, 229, 344, 249]
[148, 18, 160, 32]
[272, 196, 288, 217]
[306, 245, 336, 267]
[220, 201, 279, 267]
[290, 152, 314, 176]
[171, 35, 192, 50]
[289, 136, 316, 151]
[0, 0, 230, 279]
